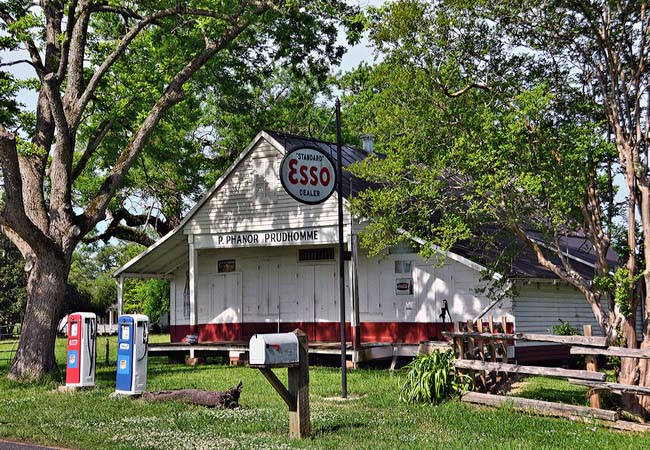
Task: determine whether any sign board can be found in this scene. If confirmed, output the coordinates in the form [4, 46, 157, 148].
[280, 147, 336, 205]
[194, 227, 338, 249]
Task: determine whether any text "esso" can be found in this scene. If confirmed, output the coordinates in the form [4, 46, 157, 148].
[287, 158, 332, 187]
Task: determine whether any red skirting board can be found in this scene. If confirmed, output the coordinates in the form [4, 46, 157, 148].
[170, 321, 454, 344]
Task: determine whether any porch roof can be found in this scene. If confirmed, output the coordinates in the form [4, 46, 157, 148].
[115, 230, 187, 278]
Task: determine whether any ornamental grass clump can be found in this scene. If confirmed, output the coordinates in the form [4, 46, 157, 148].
[398, 349, 472, 404]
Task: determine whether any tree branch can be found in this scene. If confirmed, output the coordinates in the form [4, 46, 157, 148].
[83, 223, 155, 247]
[82, 203, 175, 246]
[436, 79, 491, 98]
[61, 0, 90, 106]
[55, 0, 79, 82]
[70, 6, 186, 129]
[42, 74, 75, 219]
[0, 60, 35, 68]
[0, 125, 57, 258]
[90, 5, 142, 21]
[80, 2, 272, 233]
[511, 223, 609, 334]
[0, 7, 46, 77]
[72, 118, 114, 181]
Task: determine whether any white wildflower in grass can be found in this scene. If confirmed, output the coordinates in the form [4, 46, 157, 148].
[107, 428, 293, 450]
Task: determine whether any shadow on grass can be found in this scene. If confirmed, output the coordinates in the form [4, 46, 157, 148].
[516, 386, 587, 405]
[313, 420, 367, 436]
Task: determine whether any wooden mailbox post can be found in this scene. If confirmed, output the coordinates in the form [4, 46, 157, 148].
[249, 329, 310, 439]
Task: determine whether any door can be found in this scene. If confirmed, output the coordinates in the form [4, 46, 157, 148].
[299, 264, 337, 340]
[211, 272, 242, 324]
[258, 258, 280, 317]
[314, 265, 337, 322]
[298, 265, 315, 339]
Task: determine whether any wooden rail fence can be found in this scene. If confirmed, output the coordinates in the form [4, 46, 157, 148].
[0, 324, 19, 364]
[442, 319, 650, 432]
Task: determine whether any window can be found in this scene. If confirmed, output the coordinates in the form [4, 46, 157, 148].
[394, 260, 412, 274]
[299, 248, 335, 261]
[218, 259, 236, 273]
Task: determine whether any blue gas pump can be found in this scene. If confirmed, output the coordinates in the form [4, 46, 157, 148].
[115, 314, 149, 395]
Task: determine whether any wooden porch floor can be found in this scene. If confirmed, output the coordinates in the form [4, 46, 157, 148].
[148, 340, 451, 364]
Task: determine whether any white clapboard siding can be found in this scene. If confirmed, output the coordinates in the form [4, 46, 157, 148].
[514, 282, 643, 342]
[357, 251, 514, 323]
[513, 284, 606, 342]
[184, 140, 345, 235]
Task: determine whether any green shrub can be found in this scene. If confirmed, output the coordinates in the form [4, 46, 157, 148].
[398, 349, 473, 404]
[551, 319, 581, 336]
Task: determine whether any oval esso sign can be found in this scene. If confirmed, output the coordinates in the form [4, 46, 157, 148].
[280, 147, 337, 205]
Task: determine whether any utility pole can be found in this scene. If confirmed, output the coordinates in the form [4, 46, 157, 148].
[335, 98, 347, 398]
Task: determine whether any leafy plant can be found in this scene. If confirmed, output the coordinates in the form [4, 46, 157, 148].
[594, 268, 641, 317]
[551, 319, 581, 336]
[398, 350, 472, 404]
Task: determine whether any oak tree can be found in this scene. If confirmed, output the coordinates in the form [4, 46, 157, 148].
[344, 0, 650, 416]
[0, 0, 360, 380]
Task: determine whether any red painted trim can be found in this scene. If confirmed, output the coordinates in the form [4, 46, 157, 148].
[171, 321, 455, 344]
[360, 322, 454, 343]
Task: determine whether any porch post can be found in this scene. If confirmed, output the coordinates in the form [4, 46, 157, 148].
[117, 276, 124, 317]
[188, 235, 198, 335]
[351, 233, 362, 353]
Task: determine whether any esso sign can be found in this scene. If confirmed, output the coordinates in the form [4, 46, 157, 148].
[280, 147, 337, 205]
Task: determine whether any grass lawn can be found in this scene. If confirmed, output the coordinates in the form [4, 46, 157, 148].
[0, 335, 647, 449]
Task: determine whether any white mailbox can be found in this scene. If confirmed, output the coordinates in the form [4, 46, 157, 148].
[249, 333, 300, 367]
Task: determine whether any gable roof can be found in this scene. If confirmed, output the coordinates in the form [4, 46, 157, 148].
[114, 130, 614, 281]
[114, 130, 371, 278]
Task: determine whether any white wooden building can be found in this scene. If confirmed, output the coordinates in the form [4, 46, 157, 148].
[114, 130, 624, 363]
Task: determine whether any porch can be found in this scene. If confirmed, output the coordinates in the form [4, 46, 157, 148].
[147, 339, 452, 366]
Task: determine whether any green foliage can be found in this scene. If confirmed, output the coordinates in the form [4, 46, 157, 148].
[0, 71, 21, 126]
[124, 279, 170, 324]
[339, 0, 616, 303]
[398, 350, 472, 404]
[3, 0, 360, 245]
[594, 268, 641, 317]
[0, 233, 26, 326]
[69, 242, 169, 323]
[551, 319, 581, 336]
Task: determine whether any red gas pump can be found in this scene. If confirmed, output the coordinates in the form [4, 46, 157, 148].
[65, 312, 97, 387]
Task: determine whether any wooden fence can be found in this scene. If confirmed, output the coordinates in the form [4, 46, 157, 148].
[442, 320, 650, 432]
[0, 324, 19, 364]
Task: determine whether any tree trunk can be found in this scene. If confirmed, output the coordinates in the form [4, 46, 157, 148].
[8, 254, 69, 381]
[637, 336, 650, 415]
[142, 382, 243, 408]
[619, 314, 645, 416]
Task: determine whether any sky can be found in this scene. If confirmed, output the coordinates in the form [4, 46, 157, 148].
[3, 1, 386, 113]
